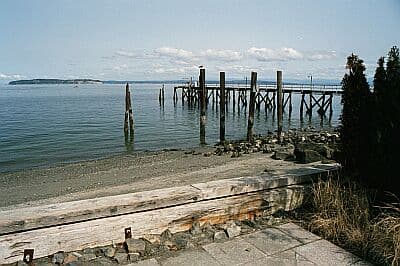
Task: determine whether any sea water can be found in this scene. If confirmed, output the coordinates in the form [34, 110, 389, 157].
[0, 83, 341, 173]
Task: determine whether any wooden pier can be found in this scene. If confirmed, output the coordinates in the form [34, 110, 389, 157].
[174, 81, 341, 117]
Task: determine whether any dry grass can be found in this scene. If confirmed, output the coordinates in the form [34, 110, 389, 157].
[308, 176, 400, 265]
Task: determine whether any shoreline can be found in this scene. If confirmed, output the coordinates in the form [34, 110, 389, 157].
[0, 128, 340, 209]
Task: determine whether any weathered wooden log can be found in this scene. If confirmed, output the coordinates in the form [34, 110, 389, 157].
[219, 72, 225, 143]
[0, 185, 309, 264]
[0, 164, 339, 264]
[0, 165, 338, 235]
[247, 72, 257, 143]
[277, 71, 283, 143]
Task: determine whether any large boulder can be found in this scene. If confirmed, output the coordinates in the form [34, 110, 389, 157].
[271, 144, 295, 160]
[294, 148, 323, 163]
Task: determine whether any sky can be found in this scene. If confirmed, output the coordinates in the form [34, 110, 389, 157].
[0, 0, 399, 83]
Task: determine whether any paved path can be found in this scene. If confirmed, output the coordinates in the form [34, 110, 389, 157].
[129, 223, 370, 266]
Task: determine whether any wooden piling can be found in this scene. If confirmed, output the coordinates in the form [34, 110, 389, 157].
[277, 71, 283, 143]
[124, 83, 134, 135]
[220, 72, 226, 143]
[199, 69, 206, 144]
[247, 72, 257, 143]
[162, 84, 165, 102]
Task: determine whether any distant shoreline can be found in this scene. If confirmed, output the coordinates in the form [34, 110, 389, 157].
[8, 78, 103, 85]
[7, 78, 342, 86]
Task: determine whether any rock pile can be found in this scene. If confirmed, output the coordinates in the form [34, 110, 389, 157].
[19, 214, 290, 266]
[213, 128, 340, 164]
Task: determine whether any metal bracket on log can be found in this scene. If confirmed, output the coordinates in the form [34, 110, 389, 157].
[23, 249, 34, 264]
[125, 227, 132, 239]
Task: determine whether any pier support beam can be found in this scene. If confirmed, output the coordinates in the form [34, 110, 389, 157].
[219, 72, 226, 143]
[199, 68, 206, 144]
[247, 72, 257, 143]
[277, 71, 283, 143]
[124, 83, 134, 136]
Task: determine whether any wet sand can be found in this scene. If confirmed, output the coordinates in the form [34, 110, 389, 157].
[0, 145, 326, 210]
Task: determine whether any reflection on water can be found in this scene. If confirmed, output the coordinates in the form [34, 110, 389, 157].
[0, 83, 341, 173]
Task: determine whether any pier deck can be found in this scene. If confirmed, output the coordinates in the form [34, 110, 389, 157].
[173, 83, 342, 117]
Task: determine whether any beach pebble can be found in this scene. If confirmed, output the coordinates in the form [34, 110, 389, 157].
[214, 231, 228, 241]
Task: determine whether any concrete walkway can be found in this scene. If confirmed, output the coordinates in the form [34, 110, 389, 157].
[129, 223, 370, 266]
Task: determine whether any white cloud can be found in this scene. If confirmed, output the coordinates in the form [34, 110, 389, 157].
[115, 50, 136, 58]
[307, 50, 337, 61]
[247, 47, 304, 61]
[0, 73, 25, 80]
[200, 49, 242, 61]
[112, 64, 128, 71]
[154, 47, 195, 60]
[153, 63, 198, 74]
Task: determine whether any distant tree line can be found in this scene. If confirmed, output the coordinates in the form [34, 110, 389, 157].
[339, 46, 400, 196]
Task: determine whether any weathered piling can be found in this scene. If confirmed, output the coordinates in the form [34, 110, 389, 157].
[162, 84, 165, 102]
[277, 71, 283, 143]
[199, 68, 206, 144]
[247, 72, 257, 143]
[219, 72, 226, 143]
[124, 83, 134, 135]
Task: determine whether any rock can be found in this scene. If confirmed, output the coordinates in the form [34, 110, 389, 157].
[163, 240, 177, 251]
[83, 248, 96, 254]
[143, 234, 161, 245]
[321, 145, 334, 159]
[213, 231, 228, 241]
[114, 252, 128, 263]
[272, 149, 294, 160]
[103, 246, 116, 258]
[144, 241, 159, 257]
[63, 253, 78, 264]
[34, 258, 53, 266]
[241, 220, 257, 228]
[81, 253, 97, 262]
[160, 229, 173, 242]
[70, 252, 82, 259]
[231, 151, 241, 158]
[16, 261, 29, 266]
[203, 152, 212, 157]
[125, 238, 146, 255]
[189, 221, 202, 236]
[226, 224, 241, 238]
[52, 251, 65, 265]
[173, 232, 191, 249]
[295, 148, 322, 163]
[128, 253, 140, 262]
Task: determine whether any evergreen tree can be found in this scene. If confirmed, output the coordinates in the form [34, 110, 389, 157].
[373, 57, 386, 97]
[339, 54, 371, 179]
[382, 46, 400, 193]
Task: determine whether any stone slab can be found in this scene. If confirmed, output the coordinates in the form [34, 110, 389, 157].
[159, 250, 220, 266]
[295, 239, 368, 265]
[203, 238, 266, 265]
[276, 223, 320, 244]
[241, 228, 302, 255]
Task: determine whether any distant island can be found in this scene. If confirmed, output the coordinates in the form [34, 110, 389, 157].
[8, 79, 103, 85]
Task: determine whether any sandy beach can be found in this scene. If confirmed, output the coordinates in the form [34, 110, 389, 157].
[0, 143, 329, 210]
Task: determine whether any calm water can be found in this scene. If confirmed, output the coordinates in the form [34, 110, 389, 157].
[0, 83, 341, 173]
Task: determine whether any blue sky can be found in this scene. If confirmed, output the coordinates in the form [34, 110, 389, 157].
[0, 0, 399, 82]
